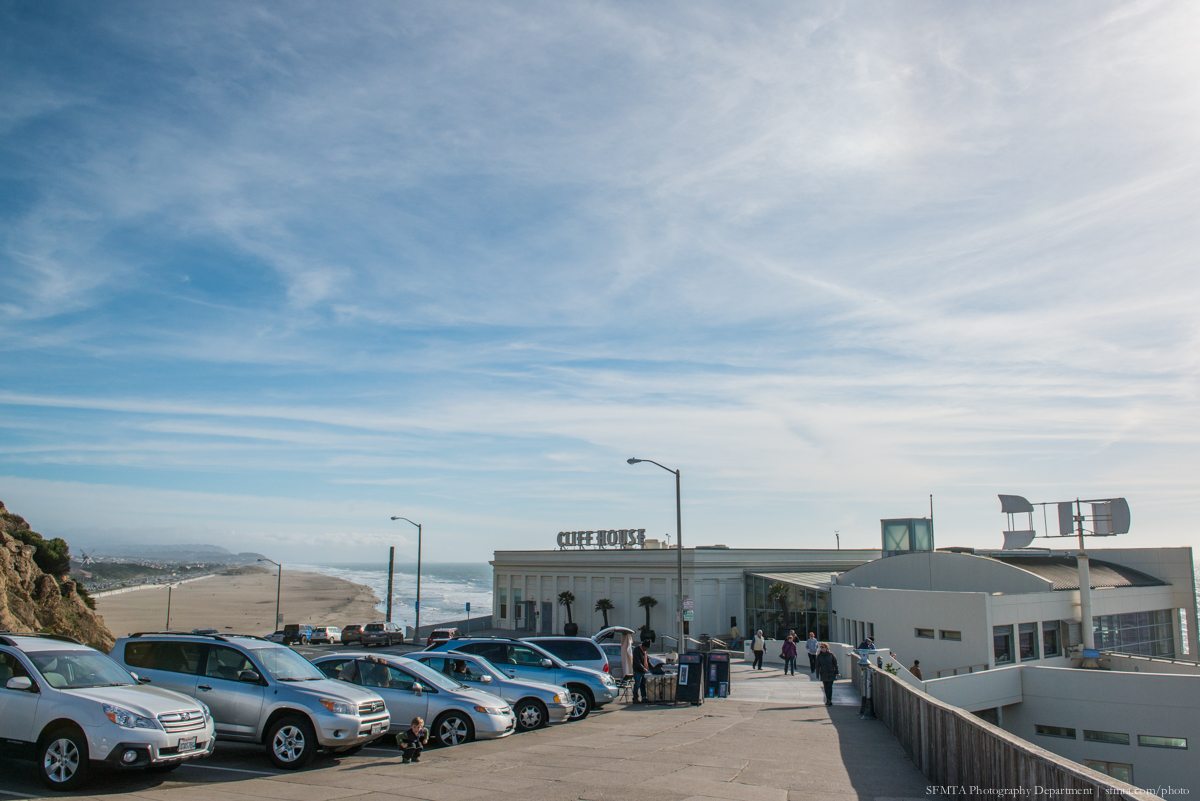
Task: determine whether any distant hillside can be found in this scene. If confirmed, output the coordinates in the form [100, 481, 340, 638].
[0, 500, 114, 650]
[90, 542, 267, 565]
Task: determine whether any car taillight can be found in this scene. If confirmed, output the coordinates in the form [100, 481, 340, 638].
[603, 662, 610, 672]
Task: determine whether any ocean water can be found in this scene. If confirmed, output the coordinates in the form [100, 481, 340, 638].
[290, 561, 492, 627]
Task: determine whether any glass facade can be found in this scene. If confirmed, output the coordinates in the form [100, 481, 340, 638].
[744, 574, 830, 640]
[881, 518, 934, 557]
[1093, 609, 1175, 657]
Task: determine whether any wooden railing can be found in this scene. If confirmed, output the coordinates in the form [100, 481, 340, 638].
[868, 666, 1141, 799]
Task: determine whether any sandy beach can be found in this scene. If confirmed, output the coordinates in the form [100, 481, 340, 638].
[95, 569, 382, 638]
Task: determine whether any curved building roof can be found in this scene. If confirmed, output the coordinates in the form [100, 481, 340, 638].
[983, 554, 1166, 591]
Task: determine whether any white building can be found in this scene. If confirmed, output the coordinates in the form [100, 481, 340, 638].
[490, 543, 878, 643]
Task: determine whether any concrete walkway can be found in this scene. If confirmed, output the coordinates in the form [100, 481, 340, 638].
[0, 663, 929, 801]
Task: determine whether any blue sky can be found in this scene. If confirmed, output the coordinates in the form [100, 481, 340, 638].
[2, 1, 1199, 562]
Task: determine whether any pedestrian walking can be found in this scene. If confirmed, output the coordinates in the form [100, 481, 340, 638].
[910, 660, 923, 680]
[751, 630, 765, 670]
[398, 717, 429, 763]
[631, 639, 651, 702]
[781, 634, 798, 675]
[815, 642, 840, 706]
[805, 632, 820, 675]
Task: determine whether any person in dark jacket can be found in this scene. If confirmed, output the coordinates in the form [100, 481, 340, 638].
[781, 635, 798, 676]
[815, 642, 840, 706]
[631, 640, 651, 702]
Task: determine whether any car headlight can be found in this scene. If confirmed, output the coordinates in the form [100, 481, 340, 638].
[601, 675, 615, 686]
[473, 705, 506, 715]
[200, 703, 213, 722]
[320, 698, 357, 715]
[103, 703, 159, 729]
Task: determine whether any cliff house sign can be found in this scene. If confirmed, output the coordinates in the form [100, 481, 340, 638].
[557, 529, 646, 549]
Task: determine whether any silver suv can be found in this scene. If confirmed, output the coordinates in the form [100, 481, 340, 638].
[0, 631, 216, 790]
[111, 632, 389, 769]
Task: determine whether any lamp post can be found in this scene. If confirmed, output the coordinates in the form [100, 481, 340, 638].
[627, 458, 684, 656]
[390, 517, 422, 644]
[258, 557, 282, 632]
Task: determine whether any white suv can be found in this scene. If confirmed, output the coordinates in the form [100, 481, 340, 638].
[0, 631, 216, 790]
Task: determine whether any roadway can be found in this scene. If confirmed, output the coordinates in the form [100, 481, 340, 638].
[0, 659, 929, 801]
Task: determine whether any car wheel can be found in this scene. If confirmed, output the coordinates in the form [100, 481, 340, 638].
[432, 712, 474, 747]
[514, 699, 548, 731]
[566, 686, 593, 721]
[38, 728, 90, 790]
[266, 715, 318, 769]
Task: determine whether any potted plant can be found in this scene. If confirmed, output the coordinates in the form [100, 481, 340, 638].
[559, 590, 578, 635]
[595, 597, 614, 628]
[637, 594, 658, 642]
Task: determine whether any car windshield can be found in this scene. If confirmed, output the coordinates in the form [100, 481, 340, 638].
[29, 650, 135, 689]
[250, 646, 326, 681]
[396, 657, 469, 691]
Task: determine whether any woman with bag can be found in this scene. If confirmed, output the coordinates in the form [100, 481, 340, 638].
[780, 634, 798, 676]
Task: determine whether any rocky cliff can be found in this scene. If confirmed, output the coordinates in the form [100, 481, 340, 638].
[0, 501, 115, 651]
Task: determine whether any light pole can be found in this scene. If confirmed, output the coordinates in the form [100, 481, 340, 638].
[258, 558, 282, 632]
[627, 458, 684, 656]
[390, 517, 422, 644]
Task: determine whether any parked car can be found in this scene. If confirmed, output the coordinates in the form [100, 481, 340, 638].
[409, 650, 572, 731]
[282, 624, 314, 646]
[192, 628, 220, 635]
[360, 622, 404, 647]
[598, 642, 669, 679]
[311, 653, 515, 747]
[426, 637, 616, 720]
[523, 636, 609, 674]
[427, 627, 461, 647]
[112, 632, 390, 769]
[0, 631, 216, 790]
[266, 630, 286, 644]
[310, 627, 341, 645]
[340, 625, 363, 645]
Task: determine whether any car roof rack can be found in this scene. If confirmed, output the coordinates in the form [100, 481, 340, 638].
[130, 631, 230, 642]
[0, 631, 84, 647]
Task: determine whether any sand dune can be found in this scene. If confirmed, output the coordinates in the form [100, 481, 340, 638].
[96, 570, 382, 638]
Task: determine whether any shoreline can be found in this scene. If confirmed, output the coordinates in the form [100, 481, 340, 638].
[94, 569, 382, 638]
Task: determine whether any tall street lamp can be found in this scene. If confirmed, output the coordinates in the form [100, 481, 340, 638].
[390, 517, 422, 644]
[258, 557, 282, 632]
[627, 458, 684, 656]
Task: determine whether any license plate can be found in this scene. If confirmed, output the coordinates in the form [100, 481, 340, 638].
[178, 737, 197, 752]
[370, 723, 383, 736]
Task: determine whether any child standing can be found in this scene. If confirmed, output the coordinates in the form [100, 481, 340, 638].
[398, 717, 429, 763]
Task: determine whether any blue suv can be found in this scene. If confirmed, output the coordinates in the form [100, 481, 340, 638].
[425, 637, 615, 720]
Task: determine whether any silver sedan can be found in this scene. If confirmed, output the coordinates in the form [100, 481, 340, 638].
[410, 651, 573, 731]
[311, 653, 516, 748]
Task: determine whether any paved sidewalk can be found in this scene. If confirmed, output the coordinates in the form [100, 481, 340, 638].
[731, 661, 860, 705]
[0, 663, 928, 801]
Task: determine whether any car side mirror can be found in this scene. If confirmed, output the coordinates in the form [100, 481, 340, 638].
[480, 674, 492, 683]
[7, 676, 33, 691]
[540, 658, 554, 668]
[239, 670, 261, 683]
[413, 683, 423, 696]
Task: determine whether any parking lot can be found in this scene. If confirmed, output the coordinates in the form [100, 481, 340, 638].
[0, 659, 928, 801]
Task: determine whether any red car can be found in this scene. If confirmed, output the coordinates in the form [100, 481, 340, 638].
[426, 627, 461, 647]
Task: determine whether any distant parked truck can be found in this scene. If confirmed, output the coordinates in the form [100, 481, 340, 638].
[282, 624, 313, 646]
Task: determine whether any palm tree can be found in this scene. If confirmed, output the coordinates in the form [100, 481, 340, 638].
[767, 582, 790, 638]
[595, 598, 614, 627]
[558, 590, 576, 624]
[637, 595, 658, 633]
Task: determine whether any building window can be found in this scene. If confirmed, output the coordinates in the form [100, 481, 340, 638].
[994, 625, 1014, 664]
[1138, 735, 1187, 749]
[514, 589, 522, 621]
[1085, 761, 1133, 784]
[1181, 609, 1191, 656]
[1035, 725, 1076, 739]
[1019, 623, 1039, 660]
[1043, 621, 1060, 657]
[915, 628, 935, 639]
[1093, 609, 1175, 658]
[1084, 730, 1130, 745]
[498, 589, 507, 620]
[940, 630, 962, 641]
